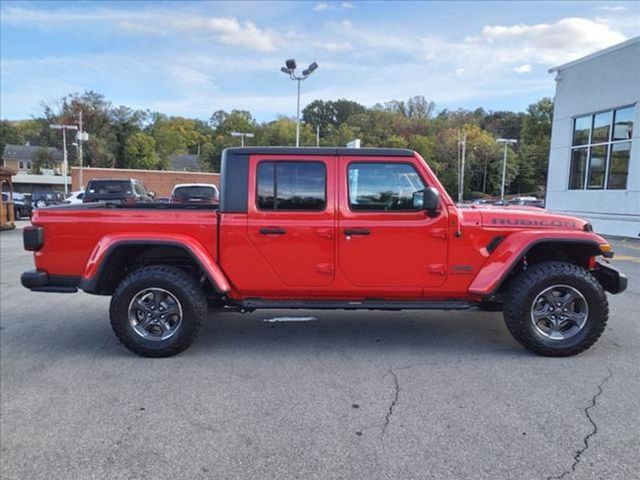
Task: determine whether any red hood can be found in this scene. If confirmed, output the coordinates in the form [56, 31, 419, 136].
[471, 206, 589, 231]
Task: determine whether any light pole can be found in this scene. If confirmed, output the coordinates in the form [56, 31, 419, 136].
[50, 123, 78, 195]
[496, 138, 517, 201]
[280, 59, 318, 147]
[230, 131, 254, 147]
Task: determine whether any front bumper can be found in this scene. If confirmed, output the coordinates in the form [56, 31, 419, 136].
[593, 263, 628, 294]
[21, 270, 79, 293]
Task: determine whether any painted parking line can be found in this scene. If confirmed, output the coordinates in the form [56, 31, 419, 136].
[263, 316, 319, 323]
[613, 255, 640, 264]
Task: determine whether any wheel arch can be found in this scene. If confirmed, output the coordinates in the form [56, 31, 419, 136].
[79, 235, 231, 295]
[469, 234, 607, 298]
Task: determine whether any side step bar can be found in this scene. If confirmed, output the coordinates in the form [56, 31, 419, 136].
[236, 299, 477, 311]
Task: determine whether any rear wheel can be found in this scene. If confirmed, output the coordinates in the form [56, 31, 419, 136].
[35, 199, 47, 208]
[110, 265, 206, 357]
[503, 262, 607, 357]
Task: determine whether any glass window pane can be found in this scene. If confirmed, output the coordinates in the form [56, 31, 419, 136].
[607, 142, 631, 190]
[573, 115, 591, 146]
[569, 148, 587, 189]
[257, 162, 275, 209]
[587, 145, 607, 189]
[275, 162, 326, 210]
[348, 163, 425, 211]
[592, 111, 612, 143]
[613, 106, 634, 140]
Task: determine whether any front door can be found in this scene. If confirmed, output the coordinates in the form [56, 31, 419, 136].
[247, 155, 335, 287]
[337, 157, 449, 289]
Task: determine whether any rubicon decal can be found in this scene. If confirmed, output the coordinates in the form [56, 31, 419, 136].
[491, 218, 577, 228]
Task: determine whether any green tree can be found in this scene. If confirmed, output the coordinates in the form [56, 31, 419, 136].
[124, 132, 160, 170]
[31, 147, 55, 174]
[0, 120, 24, 155]
[517, 98, 553, 193]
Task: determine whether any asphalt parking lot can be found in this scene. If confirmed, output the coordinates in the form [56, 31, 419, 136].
[1, 220, 639, 480]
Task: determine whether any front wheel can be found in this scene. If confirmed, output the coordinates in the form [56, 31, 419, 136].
[35, 199, 47, 208]
[110, 265, 207, 357]
[503, 262, 608, 357]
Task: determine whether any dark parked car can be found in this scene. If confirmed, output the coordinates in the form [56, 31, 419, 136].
[32, 191, 65, 209]
[1, 192, 31, 218]
[169, 183, 219, 204]
[83, 179, 154, 204]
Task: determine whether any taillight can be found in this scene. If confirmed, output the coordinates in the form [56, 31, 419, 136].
[23, 226, 44, 251]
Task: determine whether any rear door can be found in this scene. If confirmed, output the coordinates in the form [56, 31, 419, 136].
[246, 155, 336, 287]
[337, 156, 449, 289]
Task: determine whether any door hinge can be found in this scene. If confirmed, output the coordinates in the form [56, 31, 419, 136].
[428, 264, 447, 275]
[317, 228, 333, 239]
[430, 228, 448, 240]
[316, 263, 334, 275]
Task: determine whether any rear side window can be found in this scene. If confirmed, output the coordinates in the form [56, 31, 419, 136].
[257, 161, 326, 211]
[348, 163, 425, 211]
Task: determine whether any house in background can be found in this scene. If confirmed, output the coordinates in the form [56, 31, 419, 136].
[1, 144, 67, 193]
[546, 37, 639, 237]
[170, 153, 203, 172]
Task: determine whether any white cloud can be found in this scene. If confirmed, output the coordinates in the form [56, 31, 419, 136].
[475, 17, 626, 64]
[342, 2, 355, 8]
[313, 3, 330, 12]
[514, 64, 532, 73]
[315, 41, 353, 51]
[594, 5, 627, 12]
[455, 67, 465, 75]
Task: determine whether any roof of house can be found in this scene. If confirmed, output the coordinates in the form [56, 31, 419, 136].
[170, 153, 201, 171]
[2, 144, 63, 162]
[548, 36, 640, 73]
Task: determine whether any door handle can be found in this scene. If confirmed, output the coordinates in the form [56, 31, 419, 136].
[344, 228, 371, 236]
[259, 227, 287, 235]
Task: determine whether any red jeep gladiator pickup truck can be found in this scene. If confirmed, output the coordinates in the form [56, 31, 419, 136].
[21, 147, 627, 357]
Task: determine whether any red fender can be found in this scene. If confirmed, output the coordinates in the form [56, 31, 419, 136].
[468, 230, 609, 296]
[82, 232, 231, 293]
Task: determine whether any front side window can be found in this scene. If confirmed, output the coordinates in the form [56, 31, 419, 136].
[569, 104, 635, 191]
[348, 163, 425, 211]
[257, 161, 326, 211]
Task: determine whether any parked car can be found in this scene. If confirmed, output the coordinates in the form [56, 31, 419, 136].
[83, 179, 154, 204]
[64, 190, 85, 205]
[170, 183, 219, 204]
[21, 147, 626, 358]
[32, 191, 65, 208]
[2, 192, 32, 219]
[509, 197, 545, 208]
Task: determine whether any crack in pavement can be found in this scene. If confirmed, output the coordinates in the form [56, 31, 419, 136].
[380, 369, 400, 437]
[546, 368, 613, 480]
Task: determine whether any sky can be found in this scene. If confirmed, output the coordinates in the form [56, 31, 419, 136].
[1, 1, 639, 122]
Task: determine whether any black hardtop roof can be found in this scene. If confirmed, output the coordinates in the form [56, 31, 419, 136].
[223, 147, 415, 157]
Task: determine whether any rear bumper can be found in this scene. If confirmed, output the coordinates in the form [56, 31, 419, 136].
[21, 270, 79, 293]
[593, 263, 628, 294]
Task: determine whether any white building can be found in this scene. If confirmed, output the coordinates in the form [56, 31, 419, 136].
[546, 37, 640, 238]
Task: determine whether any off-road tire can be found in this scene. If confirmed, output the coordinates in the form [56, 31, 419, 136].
[110, 265, 206, 357]
[503, 261, 608, 357]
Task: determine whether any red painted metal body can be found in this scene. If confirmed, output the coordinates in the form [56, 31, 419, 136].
[27, 151, 610, 302]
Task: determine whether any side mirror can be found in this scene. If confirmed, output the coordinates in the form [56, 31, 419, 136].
[413, 187, 440, 215]
[148, 191, 156, 199]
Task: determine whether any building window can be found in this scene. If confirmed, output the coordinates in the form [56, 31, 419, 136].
[19, 161, 24, 170]
[569, 105, 635, 190]
[256, 161, 326, 211]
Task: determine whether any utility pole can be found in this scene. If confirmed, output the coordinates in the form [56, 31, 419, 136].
[496, 138, 517, 201]
[78, 111, 84, 190]
[457, 130, 467, 203]
[50, 123, 78, 195]
[316, 124, 320, 147]
[230, 131, 254, 147]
